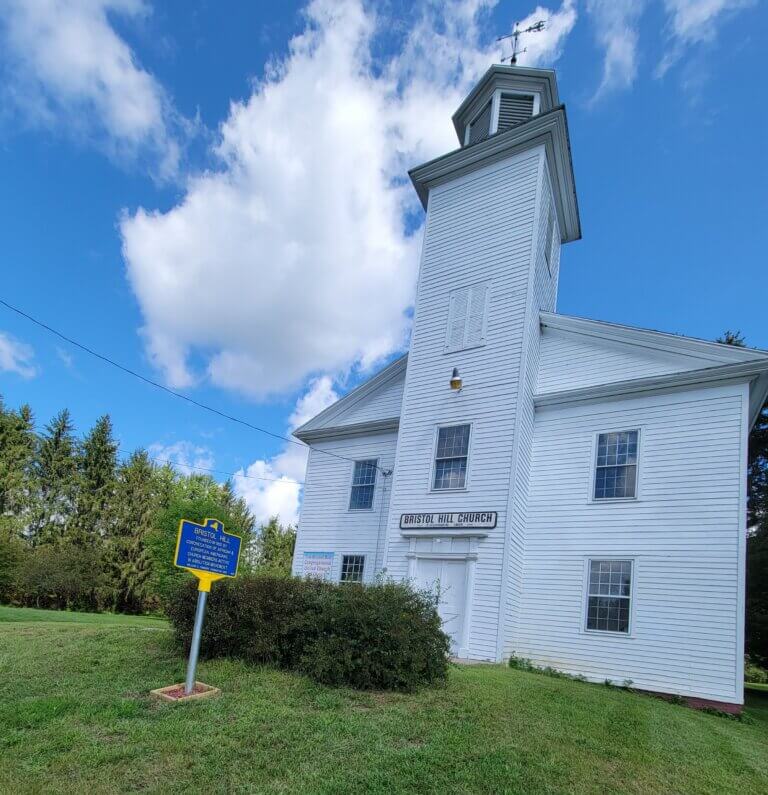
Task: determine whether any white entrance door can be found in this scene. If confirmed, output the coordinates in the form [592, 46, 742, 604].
[414, 559, 468, 655]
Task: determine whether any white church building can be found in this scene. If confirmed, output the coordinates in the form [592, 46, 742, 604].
[291, 64, 768, 709]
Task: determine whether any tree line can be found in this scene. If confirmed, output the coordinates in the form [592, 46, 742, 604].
[1, 340, 767, 665]
[0, 398, 295, 614]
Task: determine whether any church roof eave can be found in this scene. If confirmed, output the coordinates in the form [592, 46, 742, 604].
[540, 312, 768, 364]
[292, 354, 408, 441]
[534, 358, 768, 430]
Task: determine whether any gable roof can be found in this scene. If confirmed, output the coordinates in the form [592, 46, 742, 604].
[538, 313, 768, 427]
[540, 312, 768, 365]
[539, 312, 768, 364]
[293, 355, 407, 442]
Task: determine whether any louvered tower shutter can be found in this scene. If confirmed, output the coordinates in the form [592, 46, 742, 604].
[446, 288, 469, 351]
[497, 93, 535, 132]
[467, 100, 492, 145]
[445, 284, 489, 351]
[465, 284, 488, 347]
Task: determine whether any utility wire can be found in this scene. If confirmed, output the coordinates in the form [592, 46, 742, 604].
[118, 447, 304, 486]
[0, 297, 384, 473]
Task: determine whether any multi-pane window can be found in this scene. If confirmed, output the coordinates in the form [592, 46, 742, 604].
[594, 430, 639, 500]
[340, 555, 365, 583]
[349, 459, 377, 510]
[433, 424, 471, 490]
[586, 559, 632, 633]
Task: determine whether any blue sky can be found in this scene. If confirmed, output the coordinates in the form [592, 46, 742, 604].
[0, 0, 766, 525]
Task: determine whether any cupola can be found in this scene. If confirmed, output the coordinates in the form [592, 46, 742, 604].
[452, 65, 560, 147]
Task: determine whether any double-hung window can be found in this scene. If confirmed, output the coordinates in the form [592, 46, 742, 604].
[586, 559, 633, 633]
[594, 430, 639, 500]
[349, 459, 377, 510]
[433, 424, 471, 490]
[340, 555, 365, 583]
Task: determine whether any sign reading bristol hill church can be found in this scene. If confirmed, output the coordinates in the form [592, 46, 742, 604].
[400, 511, 497, 531]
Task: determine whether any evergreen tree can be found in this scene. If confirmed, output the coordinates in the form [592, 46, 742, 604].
[108, 451, 158, 613]
[72, 415, 117, 545]
[0, 399, 37, 533]
[254, 516, 296, 576]
[33, 409, 79, 545]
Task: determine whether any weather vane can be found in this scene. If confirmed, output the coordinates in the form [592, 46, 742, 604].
[498, 19, 546, 65]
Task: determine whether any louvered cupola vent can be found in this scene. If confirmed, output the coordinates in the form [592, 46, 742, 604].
[467, 101, 492, 145]
[497, 93, 535, 132]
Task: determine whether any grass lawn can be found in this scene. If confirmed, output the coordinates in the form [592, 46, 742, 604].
[0, 605, 167, 628]
[1, 606, 767, 794]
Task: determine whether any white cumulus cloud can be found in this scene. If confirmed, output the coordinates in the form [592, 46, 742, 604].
[0, 332, 37, 379]
[233, 377, 339, 527]
[0, 0, 183, 176]
[148, 440, 215, 476]
[120, 0, 576, 400]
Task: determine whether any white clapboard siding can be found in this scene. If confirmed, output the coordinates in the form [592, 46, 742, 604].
[329, 371, 405, 428]
[502, 158, 561, 656]
[538, 328, 716, 394]
[292, 432, 397, 582]
[382, 146, 546, 661]
[515, 383, 746, 702]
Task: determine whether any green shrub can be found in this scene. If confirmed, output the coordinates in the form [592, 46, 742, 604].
[745, 657, 768, 684]
[14, 543, 107, 611]
[166, 574, 450, 691]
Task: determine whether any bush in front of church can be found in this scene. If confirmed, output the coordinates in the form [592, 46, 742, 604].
[167, 574, 450, 691]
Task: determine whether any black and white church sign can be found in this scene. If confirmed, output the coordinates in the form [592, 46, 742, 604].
[399, 511, 497, 530]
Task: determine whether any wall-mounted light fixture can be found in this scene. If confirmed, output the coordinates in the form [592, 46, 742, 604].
[450, 367, 463, 391]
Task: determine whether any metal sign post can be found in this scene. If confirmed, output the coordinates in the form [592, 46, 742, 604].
[185, 589, 208, 695]
[173, 517, 242, 696]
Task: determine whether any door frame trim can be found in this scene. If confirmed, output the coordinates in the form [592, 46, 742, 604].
[407, 542, 477, 659]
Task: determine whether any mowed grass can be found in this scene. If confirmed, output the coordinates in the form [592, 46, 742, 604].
[0, 605, 168, 628]
[1, 607, 767, 794]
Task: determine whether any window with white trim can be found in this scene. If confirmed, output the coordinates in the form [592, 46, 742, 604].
[349, 460, 377, 510]
[340, 555, 365, 583]
[433, 424, 470, 490]
[586, 559, 632, 633]
[445, 283, 489, 352]
[594, 430, 639, 500]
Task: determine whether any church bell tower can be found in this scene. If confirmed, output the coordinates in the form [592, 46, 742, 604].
[382, 65, 581, 661]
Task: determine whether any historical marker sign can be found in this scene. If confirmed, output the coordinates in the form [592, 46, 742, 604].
[175, 517, 242, 581]
[399, 511, 498, 530]
[173, 517, 242, 696]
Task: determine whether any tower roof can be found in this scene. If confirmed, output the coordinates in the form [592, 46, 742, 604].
[451, 65, 560, 144]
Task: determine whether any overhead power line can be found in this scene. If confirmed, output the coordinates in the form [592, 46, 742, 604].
[0, 296, 382, 473]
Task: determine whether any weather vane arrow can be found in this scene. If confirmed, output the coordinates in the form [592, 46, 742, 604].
[498, 19, 546, 65]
